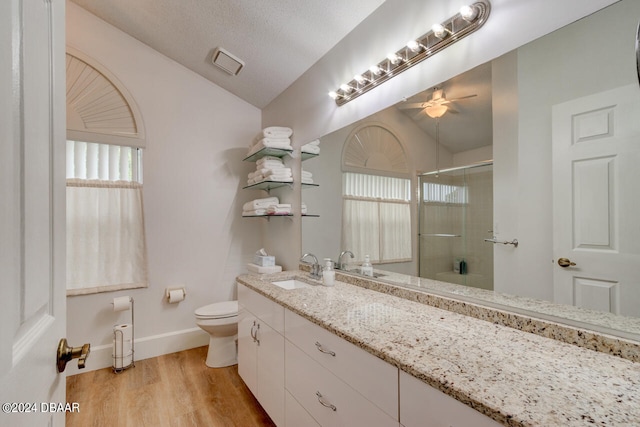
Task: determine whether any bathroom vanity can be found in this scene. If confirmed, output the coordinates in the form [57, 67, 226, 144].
[236, 271, 640, 427]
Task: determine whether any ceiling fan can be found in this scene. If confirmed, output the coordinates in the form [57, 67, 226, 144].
[398, 88, 477, 119]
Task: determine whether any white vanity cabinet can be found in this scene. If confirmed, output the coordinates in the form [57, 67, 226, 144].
[284, 309, 399, 427]
[399, 371, 502, 427]
[237, 284, 285, 426]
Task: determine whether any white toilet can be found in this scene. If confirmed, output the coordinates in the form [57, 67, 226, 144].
[194, 300, 238, 368]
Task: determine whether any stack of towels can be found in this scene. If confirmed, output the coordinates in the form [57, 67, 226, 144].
[247, 126, 293, 157]
[242, 196, 308, 216]
[246, 156, 293, 186]
[301, 139, 320, 155]
[302, 169, 314, 185]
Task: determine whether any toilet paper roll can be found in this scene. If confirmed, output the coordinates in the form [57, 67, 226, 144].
[112, 296, 131, 312]
[168, 288, 185, 304]
[113, 323, 133, 369]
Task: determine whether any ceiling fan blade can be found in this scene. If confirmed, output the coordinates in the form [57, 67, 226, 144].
[412, 108, 429, 120]
[446, 94, 478, 102]
[398, 102, 431, 110]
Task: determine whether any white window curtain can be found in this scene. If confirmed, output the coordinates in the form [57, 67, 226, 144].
[66, 141, 147, 295]
[342, 173, 412, 263]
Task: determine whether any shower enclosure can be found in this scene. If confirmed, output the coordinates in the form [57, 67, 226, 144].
[418, 162, 493, 290]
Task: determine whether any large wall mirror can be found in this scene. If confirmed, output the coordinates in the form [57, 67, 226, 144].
[302, 0, 640, 341]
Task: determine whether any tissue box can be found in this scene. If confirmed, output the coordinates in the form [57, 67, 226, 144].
[253, 255, 275, 267]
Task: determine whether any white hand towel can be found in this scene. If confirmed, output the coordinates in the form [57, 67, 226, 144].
[242, 208, 267, 216]
[301, 170, 313, 179]
[243, 197, 279, 211]
[267, 205, 292, 215]
[301, 144, 320, 154]
[256, 156, 281, 163]
[305, 139, 320, 146]
[265, 175, 293, 182]
[263, 126, 293, 138]
[256, 161, 285, 170]
[263, 168, 292, 178]
[258, 137, 290, 145]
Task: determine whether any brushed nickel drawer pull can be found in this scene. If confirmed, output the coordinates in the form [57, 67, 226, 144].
[315, 391, 337, 411]
[315, 341, 336, 356]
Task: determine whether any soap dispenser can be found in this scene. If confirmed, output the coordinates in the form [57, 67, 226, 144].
[361, 255, 373, 277]
[322, 258, 335, 286]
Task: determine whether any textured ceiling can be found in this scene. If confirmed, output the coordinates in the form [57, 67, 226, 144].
[70, 0, 387, 109]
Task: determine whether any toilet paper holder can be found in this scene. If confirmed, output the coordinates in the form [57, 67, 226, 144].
[165, 287, 186, 303]
[112, 296, 135, 373]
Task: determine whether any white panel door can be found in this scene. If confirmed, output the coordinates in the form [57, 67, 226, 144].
[0, 0, 67, 426]
[552, 84, 640, 316]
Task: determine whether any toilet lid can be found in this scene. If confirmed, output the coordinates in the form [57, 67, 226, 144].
[195, 301, 238, 319]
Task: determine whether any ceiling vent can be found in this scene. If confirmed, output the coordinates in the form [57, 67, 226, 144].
[211, 47, 244, 76]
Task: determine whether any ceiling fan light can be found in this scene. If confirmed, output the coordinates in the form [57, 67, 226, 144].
[425, 104, 448, 118]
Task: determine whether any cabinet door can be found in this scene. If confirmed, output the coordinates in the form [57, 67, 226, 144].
[400, 371, 502, 427]
[238, 307, 258, 395]
[257, 320, 285, 427]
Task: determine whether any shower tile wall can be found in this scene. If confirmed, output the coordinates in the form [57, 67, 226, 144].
[419, 168, 493, 290]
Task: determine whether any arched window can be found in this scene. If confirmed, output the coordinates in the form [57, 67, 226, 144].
[66, 48, 148, 295]
[341, 124, 412, 264]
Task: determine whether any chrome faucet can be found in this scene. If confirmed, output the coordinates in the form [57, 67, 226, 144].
[337, 250, 354, 270]
[300, 253, 321, 279]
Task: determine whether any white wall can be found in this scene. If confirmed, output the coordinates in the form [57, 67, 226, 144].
[65, 1, 262, 373]
[262, 0, 617, 271]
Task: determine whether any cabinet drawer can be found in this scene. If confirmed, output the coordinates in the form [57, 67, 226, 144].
[285, 341, 398, 427]
[285, 309, 398, 419]
[238, 283, 284, 334]
[399, 371, 502, 427]
[286, 390, 320, 427]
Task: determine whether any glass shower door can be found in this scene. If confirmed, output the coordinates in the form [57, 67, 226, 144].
[418, 163, 493, 290]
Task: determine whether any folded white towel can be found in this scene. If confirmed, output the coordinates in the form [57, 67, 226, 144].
[263, 168, 292, 178]
[270, 203, 291, 209]
[301, 144, 320, 154]
[256, 155, 282, 164]
[258, 137, 290, 145]
[256, 161, 285, 170]
[263, 126, 293, 138]
[305, 139, 320, 146]
[302, 177, 314, 184]
[242, 208, 267, 216]
[267, 205, 292, 215]
[301, 170, 313, 179]
[247, 140, 293, 157]
[264, 175, 293, 183]
[243, 197, 279, 211]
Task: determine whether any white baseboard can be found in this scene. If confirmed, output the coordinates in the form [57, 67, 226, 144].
[65, 327, 209, 375]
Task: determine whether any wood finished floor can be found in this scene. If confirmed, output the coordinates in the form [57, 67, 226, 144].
[66, 346, 276, 427]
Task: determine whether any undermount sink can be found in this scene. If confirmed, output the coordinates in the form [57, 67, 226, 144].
[271, 279, 313, 290]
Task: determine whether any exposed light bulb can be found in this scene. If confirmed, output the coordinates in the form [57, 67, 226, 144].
[407, 40, 421, 52]
[354, 74, 366, 84]
[340, 83, 352, 93]
[328, 91, 339, 99]
[369, 65, 382, 75]
[460, 5, 478, 21]
[432, 23, 447, 39]
[387, 53, 403, 65]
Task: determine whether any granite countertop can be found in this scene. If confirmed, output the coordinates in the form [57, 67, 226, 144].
[236, 271, 640, 427]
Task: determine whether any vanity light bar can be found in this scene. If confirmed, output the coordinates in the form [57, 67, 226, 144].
[330, 1, 491, 106]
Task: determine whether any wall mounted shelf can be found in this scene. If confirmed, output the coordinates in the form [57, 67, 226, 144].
[243, 147, 293, 162]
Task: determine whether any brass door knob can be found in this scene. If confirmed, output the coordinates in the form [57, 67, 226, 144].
[57, 338, 90, 373]
[557, 258, 577, 268]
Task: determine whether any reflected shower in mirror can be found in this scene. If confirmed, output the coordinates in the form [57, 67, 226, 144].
[302, 0, 640, 341]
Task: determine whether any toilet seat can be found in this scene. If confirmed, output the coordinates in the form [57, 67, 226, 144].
[195, 300, 238, 319]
